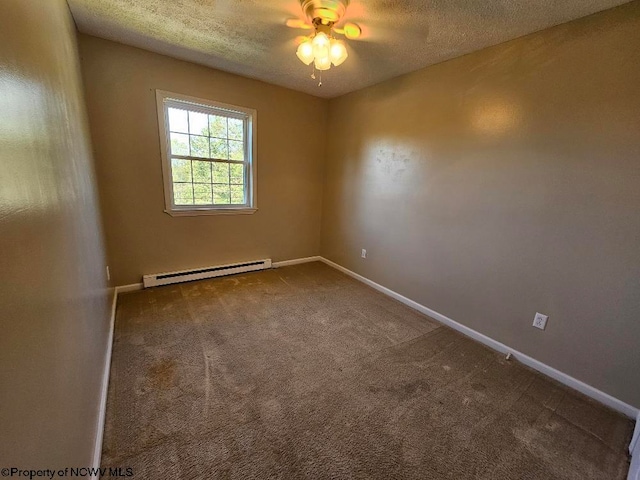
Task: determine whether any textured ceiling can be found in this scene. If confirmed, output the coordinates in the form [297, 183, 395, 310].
[67, 0, 630, 98]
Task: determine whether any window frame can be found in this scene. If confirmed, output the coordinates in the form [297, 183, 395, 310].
[155, 90, 257, 216]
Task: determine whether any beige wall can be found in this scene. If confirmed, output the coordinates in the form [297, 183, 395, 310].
[0, 0, 110, 468]
[321, 2, 640, 407]
[79, 35, 328, 286]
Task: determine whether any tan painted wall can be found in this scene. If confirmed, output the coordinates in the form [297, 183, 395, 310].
[0, 0, 110, 468]
[321, 2, 640, 407]
[78, 35, 328, 286]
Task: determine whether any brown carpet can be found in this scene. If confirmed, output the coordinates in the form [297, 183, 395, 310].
[103, 261, 633, 479]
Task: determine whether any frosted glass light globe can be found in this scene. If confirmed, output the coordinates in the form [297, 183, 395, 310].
[296, 40, 314, 65]
[314, 54, 332, 71]
[329, 39, 348, 66]
[312, 32, 330, 57]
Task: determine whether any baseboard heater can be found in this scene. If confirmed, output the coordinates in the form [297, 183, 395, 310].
[142, 259, 272, 288]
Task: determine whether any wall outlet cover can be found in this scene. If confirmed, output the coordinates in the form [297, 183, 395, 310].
[533, 312, 548, 330]
[361, 249, 367, 258]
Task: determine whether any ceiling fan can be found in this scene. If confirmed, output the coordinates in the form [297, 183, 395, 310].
[285, 0, 362, 84]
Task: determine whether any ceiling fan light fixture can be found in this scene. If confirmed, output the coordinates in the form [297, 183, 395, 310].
[291, 0, 359, 83]
[296, 40, 314, 65]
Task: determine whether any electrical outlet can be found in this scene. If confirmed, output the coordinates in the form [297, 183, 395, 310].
[361, 249, 367, 259]
[106, 266, 111, 282]
[533, 312, 548, 330]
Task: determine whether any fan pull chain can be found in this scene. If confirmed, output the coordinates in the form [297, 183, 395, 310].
[310, 66, 323, 87]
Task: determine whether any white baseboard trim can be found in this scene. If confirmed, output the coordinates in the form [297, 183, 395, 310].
[272, 256, 322, 268]
[115, 259, 321, 295]
[91, 282, 144, 479]
[631, 412, 640, 454]
[630, 416, 640, 480]
[116, 282, 143, 293]
[90, 287, 117, 479]
[630, 456, 640, 480]
[319, 257, 639, 420]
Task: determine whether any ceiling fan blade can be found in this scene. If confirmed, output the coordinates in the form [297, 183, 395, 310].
[285, 18, 312, 30]
[337, 22, 362, 40]
[294, 35, 311, 45]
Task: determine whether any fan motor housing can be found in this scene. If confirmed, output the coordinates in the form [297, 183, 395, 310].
[300, 0, 349, 24]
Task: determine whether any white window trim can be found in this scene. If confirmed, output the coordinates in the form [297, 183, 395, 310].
[155, 90, 258, 216]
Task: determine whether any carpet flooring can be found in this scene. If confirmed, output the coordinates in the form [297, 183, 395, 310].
[103, 261, 633, 479]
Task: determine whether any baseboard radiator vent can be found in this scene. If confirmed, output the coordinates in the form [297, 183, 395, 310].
[143, 259, 272, 288]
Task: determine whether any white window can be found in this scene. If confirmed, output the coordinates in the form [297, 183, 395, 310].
[156, 90, 257, 216]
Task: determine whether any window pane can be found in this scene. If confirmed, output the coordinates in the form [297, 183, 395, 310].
[230, 185, 245, 204]
[213, 184, 231, 205]
[212, 163, 229, 183]
[168, 108, 188, 133]
[190, 135, 209, 158]
[193, 183, 213, 205]
[173, 182, 194, 205]
[228, 140, 244, 161]
[209, 115, 227, 138]
[192, 161, 212, 183]
[210, 138, 228, 159]
[229, 163, 244, 184]
[189, 111, 209, 136]
[171, 158, 192, 182]
[170, 132, 189, 156]
[162, 95, 253, 212]
[228, 118, 243, 140]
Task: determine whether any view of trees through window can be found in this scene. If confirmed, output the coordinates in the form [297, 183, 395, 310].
[168, 106, 246, 206]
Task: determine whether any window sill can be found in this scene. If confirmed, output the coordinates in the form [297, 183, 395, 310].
[164, 207, 258, 217]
